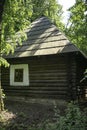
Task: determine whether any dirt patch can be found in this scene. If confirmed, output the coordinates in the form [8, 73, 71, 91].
[0, 98, 69, 130]
[0, 99, 87, 130]
[0, 100, 58, 130]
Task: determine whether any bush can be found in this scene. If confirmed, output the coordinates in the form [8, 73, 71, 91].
[39, 102, 87, 130]
[56, 102, 87, 130]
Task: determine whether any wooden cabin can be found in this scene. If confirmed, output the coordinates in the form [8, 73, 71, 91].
[1, 17, 87, 101]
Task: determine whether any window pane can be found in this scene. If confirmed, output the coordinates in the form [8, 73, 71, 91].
[14, 69, 23, 82]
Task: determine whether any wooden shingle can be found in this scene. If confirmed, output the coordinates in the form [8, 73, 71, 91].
[6, 17, 82, 58]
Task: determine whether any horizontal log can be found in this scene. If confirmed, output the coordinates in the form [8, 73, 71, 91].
[30, 65, 67, 70]
[4, 86, 67, 91]
[30, 79, 67, 83]
[3, 82, 75, 88]
[30, 73, 67, 76]
[3, 85, 68, 89]
[29, 61, 76, 66]
[29, 86, 67, 90]
[29, 63, 67, 67]
[30, 68, 67, 73]
[5, 92, 67, 99]
[1, 72, 9, 75]
[1, 82, 10, 85]
[30, 77, 67, 80]
[31, 83, 68, 86]
[1, 77, 9, 80]
[5, 90, 67, 95]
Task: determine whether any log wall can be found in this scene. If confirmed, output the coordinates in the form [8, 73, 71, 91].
[76, 54, 87, 100]
[1, 54, 77, 100]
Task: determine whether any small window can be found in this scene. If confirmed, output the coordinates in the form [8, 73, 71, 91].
[14, 69, 23, 82]
[10, 64, 29, 86]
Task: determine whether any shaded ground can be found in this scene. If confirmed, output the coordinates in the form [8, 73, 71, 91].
[0, 99, 66, 130]
[1, 99, 87, 130]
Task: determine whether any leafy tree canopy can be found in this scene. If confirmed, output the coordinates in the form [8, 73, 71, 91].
[31, 0, 64, 30]
[0, 0, 32, 66]
[0, 0, 64, 66]
[65, 0, 87, 55]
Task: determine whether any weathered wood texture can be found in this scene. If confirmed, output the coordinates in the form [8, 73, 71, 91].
[5, 17, 79, 58]
[1, 54, 77, 100]
[76, 54, 87, 100]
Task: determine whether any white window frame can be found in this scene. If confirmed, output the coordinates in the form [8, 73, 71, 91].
[10, 64, 29, 86]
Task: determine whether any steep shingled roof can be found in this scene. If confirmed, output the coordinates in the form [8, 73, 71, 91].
[6, 16, 83, 58]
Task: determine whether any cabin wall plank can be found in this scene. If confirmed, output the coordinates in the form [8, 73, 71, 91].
[1, 54, 77, 100]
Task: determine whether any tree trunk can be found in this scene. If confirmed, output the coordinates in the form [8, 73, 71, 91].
[0, 0, 5, 112]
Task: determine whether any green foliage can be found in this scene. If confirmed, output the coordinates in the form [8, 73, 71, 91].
[57, 103, 87, 130]
[81, 69, 87, 82]
[27, 103, 87, 130]
[0, 0, 32, 66]
[65, 0, 87, 54]
[0, 57, 9, 67]
[35, 103, 87, 130]
[38, 102, 87, 130]
[0, 0, 64, 67]
[31, 0, 64, 30]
